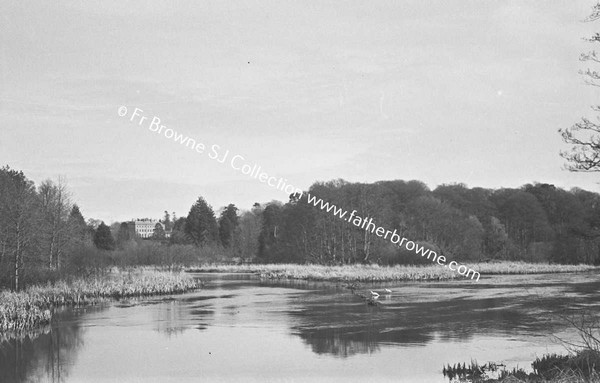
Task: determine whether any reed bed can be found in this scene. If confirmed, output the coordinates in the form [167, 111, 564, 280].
[444, 350, 600, 382]
[467, 261, 598, 275]
[189, 261, 598, 282]
[0, 270, 200, 335]
[190, 263, 457, 282]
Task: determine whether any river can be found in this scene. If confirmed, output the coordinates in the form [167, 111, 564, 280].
[2, 272, 599, 382]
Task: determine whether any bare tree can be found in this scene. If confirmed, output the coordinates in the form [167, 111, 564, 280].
[234, 209, 262, 261]
[0, 167, 39, 290]
[558, 311, 600, 354]
[39, 177, 72, 269]
[560, 4, 600, 172]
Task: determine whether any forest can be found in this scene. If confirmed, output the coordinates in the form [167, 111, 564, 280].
[249, 179, 600, 265]
[1, 164, 600, 290]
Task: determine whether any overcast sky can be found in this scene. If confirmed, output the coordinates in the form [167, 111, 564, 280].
[1, 1, 599, 223]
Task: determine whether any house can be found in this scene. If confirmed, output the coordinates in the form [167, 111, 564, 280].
[130, 219, 169, 239]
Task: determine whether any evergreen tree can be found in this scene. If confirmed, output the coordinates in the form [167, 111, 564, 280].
[93, 222, 115, 251]
[185, 197, 219, 246]
[68, 204, 88, 243]
[218, 204, 239, 248]
[152, 223, 166, 240]
[116, 222, 132, 248]
[170, 217, 190, 245]
[163, 210, 173, 231]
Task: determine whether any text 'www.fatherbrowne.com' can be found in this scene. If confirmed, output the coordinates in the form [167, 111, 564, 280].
[305, 193, 481, 281]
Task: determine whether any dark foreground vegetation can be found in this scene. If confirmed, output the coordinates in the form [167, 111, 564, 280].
[442, 350, 600, 383]
[444, 351, 600, 383]
[444, 312, 600, 383]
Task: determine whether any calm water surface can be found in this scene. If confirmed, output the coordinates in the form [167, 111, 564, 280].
[2, 272, 600, 383]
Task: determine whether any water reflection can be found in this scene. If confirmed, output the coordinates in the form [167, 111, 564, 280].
[1, 273, 599, 383]
[296, 326, 381, 357]
[0, 311, 84, 383]
[152, 297, 215, 335]
[280, 274, 600, 359]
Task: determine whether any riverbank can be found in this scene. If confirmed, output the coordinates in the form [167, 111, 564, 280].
[0, 269, 201, 336]
[444, 349, 600, 382]
[188, 261, 598, 282]
[189, 263, 457, 281]
[472, 261, 598, 275]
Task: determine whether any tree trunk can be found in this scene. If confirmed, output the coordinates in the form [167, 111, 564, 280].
[0, 237, 5, 264]
[14, 223, 20, 291]
[49, 234, 55, 268]
[363, 229, 371, 262]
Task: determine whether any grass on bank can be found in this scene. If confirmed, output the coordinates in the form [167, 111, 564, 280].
[191, 263, 458, 282]
[188, 261, 598, 282]
[472, 262, 598, 275]
[444, 350, 600, 382]
[0, 269, 201, 335]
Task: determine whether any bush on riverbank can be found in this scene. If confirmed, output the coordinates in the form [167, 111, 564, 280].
[533, 351, 600, 381]
[0, 270, 201, 335]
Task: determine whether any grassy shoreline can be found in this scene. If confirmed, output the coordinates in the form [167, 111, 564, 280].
[444, 349, 600, 382]
[187, 261, 598, 282]
[190, 263, 457, 281]
[0, 269, 201, 336]
[472, 261, 598, 275]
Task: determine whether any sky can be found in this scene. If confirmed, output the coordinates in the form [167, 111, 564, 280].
[1, 0, 599, 223]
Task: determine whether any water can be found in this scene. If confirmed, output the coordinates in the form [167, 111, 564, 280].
[2, 272, 599, 382]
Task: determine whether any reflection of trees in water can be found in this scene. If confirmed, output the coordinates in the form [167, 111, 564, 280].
[153, 300, 215, 337]
[296, 326, 381, 357]
[288, 292, 576, 358]
[288, 299, 385, 358]
[295, 321, 439, 358]
[153, 301, 188, 337]
[0, 320, 84, 383]
[288, 292, 454, 358]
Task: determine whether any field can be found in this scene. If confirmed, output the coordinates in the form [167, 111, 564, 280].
[189, 261, 598, 282]
[0, 269, 201, 335]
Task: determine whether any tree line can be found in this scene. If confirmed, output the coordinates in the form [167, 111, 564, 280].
[2, 164, 599, 290]
[113, 178, 600, 266]
[0, 165, 265, 290]
[255, 180, 600, 265]
[0, 166, 90, 290]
